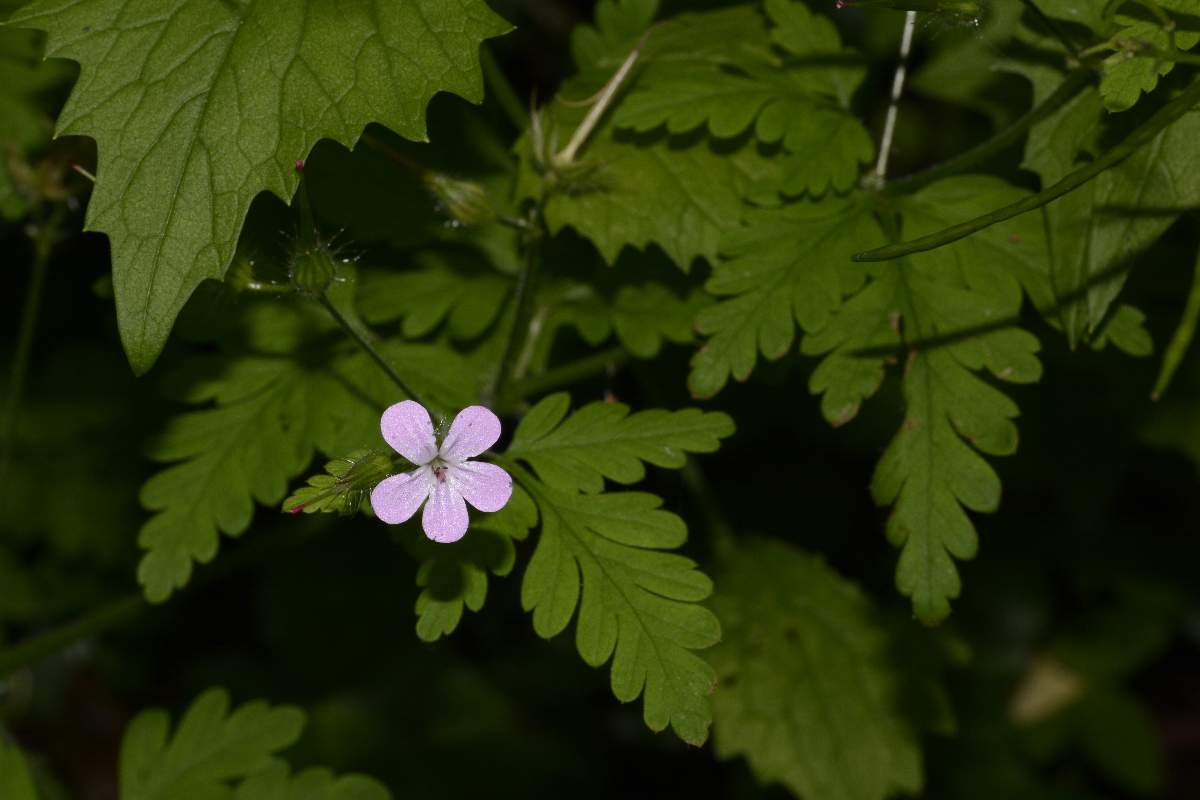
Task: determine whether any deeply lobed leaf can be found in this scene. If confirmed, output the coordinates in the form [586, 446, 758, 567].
[516, 472, 720, 745]
[508, 392, 735, 493]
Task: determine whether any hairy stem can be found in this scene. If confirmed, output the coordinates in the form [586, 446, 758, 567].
[499, 346, 628, 411]
[319, 294, 426, 408]
[486, 226, 544, 406]
[854, 78, 1200, 262]
[870, 11, 918, 186]
[0, 205, 64, 483]
[884, 68, 1094, 196]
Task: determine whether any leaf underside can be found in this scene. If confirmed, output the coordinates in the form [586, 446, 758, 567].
[8, 0, 511, 372]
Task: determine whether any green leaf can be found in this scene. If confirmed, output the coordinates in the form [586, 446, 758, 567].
[508, 392, 736, 493]
[0, 739, 39, 800]
[408, 485, 537, 642]
[710, 539, 923, 800]
[688, 191, 882, 400]
[231, 763, 390, 800]
[137, 349, 394, 601]
[7, 0, 511, 372]
[1100, 19, 1200, 112]
[358, 253, 511, 342]
[1089, 303, 1153, 356]
[613, 0, 873, 197]
[514, 467, 720, 745]
[519, 111, 776, 269]
[282, 450, 395, 516]
[119, 687, 304, 800]
[807, 176, 1048, 622]
[1016, 67, 1200, 345]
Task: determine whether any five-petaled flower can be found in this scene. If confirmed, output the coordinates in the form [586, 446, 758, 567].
[370, 400, 512, 542]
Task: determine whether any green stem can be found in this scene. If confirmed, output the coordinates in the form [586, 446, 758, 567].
[499, 346, 628, 410]
[0, 519, 324, 678]
[1152, 243, 1200, 400]
[0, 594, 142, 678]
[0, 205, 64, 482]
[681, 459, 737, 561]
[883, 68, 1094, 196]
[481, 44, 528, 132]
[319, 295, 425, 407]
[486, 226, 544, 406]
[854, 77, 1200, 262]
[1019, 0, 1084, 58]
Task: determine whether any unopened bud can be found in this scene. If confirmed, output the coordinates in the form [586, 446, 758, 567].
[423, 172, 495, 228]
[288, 241, 339, 297]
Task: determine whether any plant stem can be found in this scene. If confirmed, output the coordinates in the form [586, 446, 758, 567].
[870, 11, 918, 186]
[1152, 242, 1200, 400]
[681, 459, 737, 561]
[486, 227, 544, 406]
[0, 594, 142, 678]
[854, 77, 1200, 262]
[481, 44, 528, 132]
[499, 346, 628, 410]
[0, 205, 63, 482]
[0, 519, 324, 678]
[319, 294, 423, 406]
[1018, 0, 1083, 58]
[883, 67, 1094, 196]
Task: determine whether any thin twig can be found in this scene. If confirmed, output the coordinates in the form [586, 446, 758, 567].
[485, 227, 544, 406]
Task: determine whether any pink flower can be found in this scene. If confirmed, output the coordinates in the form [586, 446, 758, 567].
[370, 401, 513, 543]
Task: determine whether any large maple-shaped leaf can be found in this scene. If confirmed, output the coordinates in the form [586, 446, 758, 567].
[8, 0, 511, 372]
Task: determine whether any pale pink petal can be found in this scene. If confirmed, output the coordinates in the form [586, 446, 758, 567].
[422, 482, 469, 543]
[450, 461, 513, 513]
[370, 468, 433, 525]
[381, 400, 438, 464]
[439, 405, 502, 462]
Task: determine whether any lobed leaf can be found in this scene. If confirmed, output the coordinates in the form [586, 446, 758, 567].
[119, 688, 391, 800]
[614, 0, 873, 197]
[408, 485, 538, 642]
[710, 539, 923, 800]
[508, 392, 735, 493]
[7, 0, 511, 372]
[807, 176, 1048, 622]
[689, 191, 882, 400]
[516, 472, 721, 745]
[119, 688, 304, 800]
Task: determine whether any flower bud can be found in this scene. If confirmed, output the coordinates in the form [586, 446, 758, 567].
[288, 241, 340, 297]
[423, 172, 495, 228]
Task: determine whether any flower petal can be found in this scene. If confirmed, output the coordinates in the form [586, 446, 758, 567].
[381, 400, 438, 464]
[422, 482, 469, 543]
[440, 405, 502, 462]
[370, 468, 433, 525]
[450, 460, 513, 513]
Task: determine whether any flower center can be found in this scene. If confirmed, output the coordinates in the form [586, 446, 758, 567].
[433, 465, 448, 483]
